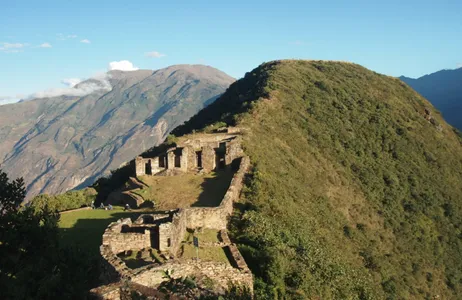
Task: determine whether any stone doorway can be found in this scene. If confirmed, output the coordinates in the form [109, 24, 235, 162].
[196, 151, 203, 168]
[215, 152, 226, 170]
[145, 160, 152, 175]
[174, 148, 182, 168]
[150, 227, 160, 250]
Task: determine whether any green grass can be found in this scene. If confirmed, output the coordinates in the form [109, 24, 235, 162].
[179, 244, 229, 264]
[135, 170, 234, 209]
[169, 60, 462, 299]
[184, 229, 221, 244]
[58, 206, 140, 256]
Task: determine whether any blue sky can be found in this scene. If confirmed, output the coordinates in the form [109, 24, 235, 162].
[1, 0, 461, 103]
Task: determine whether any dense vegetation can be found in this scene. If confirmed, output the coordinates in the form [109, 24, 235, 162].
[170, 60, 462, 299]
[0, 169, 98, 299]
[30, 188, 97, 212]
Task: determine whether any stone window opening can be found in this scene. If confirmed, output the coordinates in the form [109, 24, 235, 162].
[167, 238, 171, 247]
[159, 155, 166, 168]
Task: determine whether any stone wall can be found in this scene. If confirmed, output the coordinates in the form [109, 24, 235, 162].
[135, 155, 167, 176]
[218, 230, 250, 273]
[135, 133, 244, 177]
[179, 147, 189, 171]
[225, 142, 245, 168]
[102, 218, 151, 254]
[185, 156, 250, 230]
[130, 260, 253, 293]
[158, 210, 187, 254]
[185, 207, 228, 230]
[90, 282, 122, 300]
[201, 145, 216, 172]
[135, 156, 145, 177]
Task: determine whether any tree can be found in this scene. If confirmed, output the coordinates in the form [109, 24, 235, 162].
[0, 169, 96, 299]
[0, 169, 26, 215]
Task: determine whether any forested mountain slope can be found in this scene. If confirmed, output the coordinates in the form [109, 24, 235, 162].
[169, 60, 462, 299]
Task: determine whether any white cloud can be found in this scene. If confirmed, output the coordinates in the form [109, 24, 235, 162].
[108, 60, 139, 71]
[80, 39, 91, 44]
[68, 34, 77, 38]
[0, 98, 19, 105]
[0, 42, 26, 53]
[61, 78, 82, 87]
[28, 74, 112, 99]
[0, 94, 25, 105]
[145, 51, 166, 58]
[38, 42, 52, 48]
[0, 96, 14, 104]
[17, 60, 142, 101]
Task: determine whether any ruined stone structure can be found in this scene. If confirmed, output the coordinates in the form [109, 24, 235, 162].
[135, 130, 244, 177]
[102, 156, 249, 257]
[91, 129, 253, 298]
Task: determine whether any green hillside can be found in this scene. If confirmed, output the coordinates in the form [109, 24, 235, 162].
[169, 60, 462, 299]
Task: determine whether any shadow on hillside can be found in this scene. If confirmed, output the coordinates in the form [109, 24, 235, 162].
[192, 169, 234, 207]
[59, 210, 142, 257]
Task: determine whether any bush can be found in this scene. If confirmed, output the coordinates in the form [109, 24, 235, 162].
[30, 188, 96, 212]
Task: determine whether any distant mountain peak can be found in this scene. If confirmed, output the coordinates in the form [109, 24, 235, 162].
[0, 64, 234, 199]
[400, 67, 462, 130]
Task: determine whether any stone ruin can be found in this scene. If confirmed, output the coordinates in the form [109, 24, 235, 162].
[105, 129, 245, 209]
[91, 129, 253, 299]
[135, 130, 244, 177]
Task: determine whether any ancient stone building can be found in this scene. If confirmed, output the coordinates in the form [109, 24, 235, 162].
[135, 130, 244, 177]
[102, 156, 249, 258]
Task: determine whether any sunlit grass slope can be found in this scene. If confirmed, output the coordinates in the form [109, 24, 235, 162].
[170, 60, 462, 299]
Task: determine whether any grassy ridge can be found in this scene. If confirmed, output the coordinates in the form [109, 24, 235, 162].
[171, 60, 462, 299]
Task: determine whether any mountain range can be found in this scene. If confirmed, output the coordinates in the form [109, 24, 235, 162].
[400, 67, 462, 130]
[0, 65, 234, 199]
